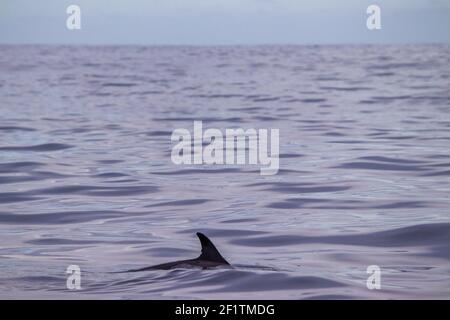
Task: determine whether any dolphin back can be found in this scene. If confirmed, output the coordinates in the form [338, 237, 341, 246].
[124, 232, 230, 271]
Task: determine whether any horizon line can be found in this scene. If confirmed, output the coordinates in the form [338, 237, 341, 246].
[1, 42, 449, 47]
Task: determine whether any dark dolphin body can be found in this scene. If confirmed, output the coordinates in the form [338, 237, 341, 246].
[127, 232, 231, 271]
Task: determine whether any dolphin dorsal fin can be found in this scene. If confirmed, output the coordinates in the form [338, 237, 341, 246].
[196, 232, 229, 264]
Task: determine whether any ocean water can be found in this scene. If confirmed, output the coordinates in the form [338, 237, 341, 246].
[0, 44, 449, 299]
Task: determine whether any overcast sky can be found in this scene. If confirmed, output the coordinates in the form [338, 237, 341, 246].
[1, 0, 449, 45]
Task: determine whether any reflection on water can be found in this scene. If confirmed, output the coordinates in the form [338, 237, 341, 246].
[0, 45, 449, 299]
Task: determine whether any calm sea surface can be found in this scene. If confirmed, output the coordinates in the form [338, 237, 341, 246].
[0, 45, 449, 299]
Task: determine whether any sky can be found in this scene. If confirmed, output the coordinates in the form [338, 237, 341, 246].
[0, 0, 449, 45]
